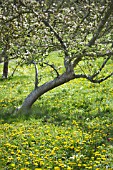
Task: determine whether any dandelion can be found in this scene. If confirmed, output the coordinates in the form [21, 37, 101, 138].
[25, 161, 30, 165]
[17, 157, 21, 161]
[33, 162, 38, 166]
[10, 163, 15, 167]
[78, 164, 81, 167]
[40, 161, 44, 166]
[29, 152, 33, 157]
[54, 167, 60, 170]
[8, 156, 13, 161]
[11, 151, 15, 155]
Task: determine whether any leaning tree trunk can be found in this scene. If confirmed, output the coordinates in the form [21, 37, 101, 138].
[17, 72, 75, 114]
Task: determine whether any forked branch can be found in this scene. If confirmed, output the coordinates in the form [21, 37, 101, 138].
[43, 62, 60, 78]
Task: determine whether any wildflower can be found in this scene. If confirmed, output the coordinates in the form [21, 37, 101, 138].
[78, 164, 81, 167]
[33, 162, 38, 166]
[40, 161, 44, 166]
[11, 151, 15, 155]
[8, 156, 13, 161]
[17, 157, 21, 161]
[10, 163, 15, 167]
[54, 167, 60, 170]
[25, 161, 30, 165]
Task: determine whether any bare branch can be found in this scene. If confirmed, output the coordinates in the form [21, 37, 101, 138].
[72, 53, 84, 68]
[88, 72, 113, 83]
[43, 62, 60, 78]
[72, 50, 113, 66]
[91, 55, 112, 78]
[32, 10, 71, 72]
[42, 20, 73, 72]
[42, 20, 67, 51]
[32, 61, 39, 89]
[74, 72, 113, 84]
[10, 62, 20, 77]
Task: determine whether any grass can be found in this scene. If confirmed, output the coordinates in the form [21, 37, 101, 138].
[0, 54, 113, 170]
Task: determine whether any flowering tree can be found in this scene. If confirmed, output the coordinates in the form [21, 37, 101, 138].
[0, 0, 113, 113]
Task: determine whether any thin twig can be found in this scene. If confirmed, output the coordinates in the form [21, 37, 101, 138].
[91, 55, 111, 78]
[10, 62, 20, 77]
[32, 61, 38, 89]
[43, 62, 60, 78]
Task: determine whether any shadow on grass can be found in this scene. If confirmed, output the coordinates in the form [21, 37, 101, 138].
[0, 99, 113, 148]
[0, 100, 76, 125]
[0, 100, 113, 125]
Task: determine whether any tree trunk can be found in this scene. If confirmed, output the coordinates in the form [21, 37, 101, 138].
[3, 55, 8, 79]
[18, 72, 75, 114]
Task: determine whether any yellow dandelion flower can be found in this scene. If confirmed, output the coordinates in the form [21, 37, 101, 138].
[11, 151, 15, 155]
[78, 164, 81, 167]
[54, 167, 60, 170]
[10, 163, 15, 167]
[34, 162, 38, 166]
[25, 161, 30, 165]
[40, 161, 44, 166]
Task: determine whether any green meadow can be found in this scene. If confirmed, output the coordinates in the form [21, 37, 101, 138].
[0, 54, 113, 170]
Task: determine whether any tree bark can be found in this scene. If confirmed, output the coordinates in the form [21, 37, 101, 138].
[18, 71, 75, 114]
[2, 54, 8, 79]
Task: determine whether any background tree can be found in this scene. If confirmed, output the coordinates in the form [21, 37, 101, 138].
[0, 0, 113, 113]
[0, 0, 40, 78]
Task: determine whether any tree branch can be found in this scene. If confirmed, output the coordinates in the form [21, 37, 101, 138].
[10, 62, 20, 77]
[32, 61, 39, 89]
[43, 62, 60, 78]
[42, 20, 67, 51]
[88, 2, 113, 47]
[32, 9, 71, 72]
[72, 2, 113, 68]
[88, 72, 113, 83]
[74, 72, 113, 84]
[72, 50, 113, 65]
[41, 20, 73, 72]
[91, 55, 112, 78]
